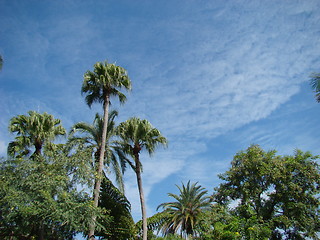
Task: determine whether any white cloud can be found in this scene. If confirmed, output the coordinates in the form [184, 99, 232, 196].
[114, 1, 320, 219]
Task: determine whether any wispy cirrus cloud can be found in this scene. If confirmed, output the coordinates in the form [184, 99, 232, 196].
[117, 0, 320, 218]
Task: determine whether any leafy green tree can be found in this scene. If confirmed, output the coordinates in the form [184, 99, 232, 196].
[81, 61, 131, 239]
[310, 72, 320, 102]
[214, 145, 320, 240]
[68, 110, 128, 192]
[96, 177, 136, 240]
[0, 147, 106, 240]
[116, 117, 167, 240]
[196, 204, 242, 240]
[8, 111, 66, 157]
[150, 234, 184, 240]
[157, 181, 211, 239]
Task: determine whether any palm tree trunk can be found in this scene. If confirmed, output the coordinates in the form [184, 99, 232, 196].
[135, 154, 148, 240]
[88, 95, 110, 240]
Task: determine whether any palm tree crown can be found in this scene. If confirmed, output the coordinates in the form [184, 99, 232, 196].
[81, 61, 132, 108]
[8, 111, 66, 157]
[157, 181, 212, 239]
[116, 117, 168, 160]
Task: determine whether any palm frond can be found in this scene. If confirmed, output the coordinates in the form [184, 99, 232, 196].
[310, 73, 320, 102]
[156, 181, 212, 237]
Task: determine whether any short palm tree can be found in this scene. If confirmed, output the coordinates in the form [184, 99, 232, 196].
[310, 73, 320, 102]
[116, 117, 167, 240]
[81, 60, 131, 239]
[68, 110, 128, 192]
[8, 111, 66, 157]
[96, 177, 135, 240]
[157, 181, 212, 239]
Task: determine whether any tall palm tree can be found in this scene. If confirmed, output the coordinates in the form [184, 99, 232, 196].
[81, 61, 131, 239]
[8, 111, 66, 157]
[157, 181, 212, 239]
[310, 73, 320, 102]
[68, 110, 128, 192]
[116, 117, 168, 240]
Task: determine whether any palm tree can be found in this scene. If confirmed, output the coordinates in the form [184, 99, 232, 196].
[310, 73, 320, 102]
[81, 60, 131, 239]
[0, 55, 3, 70]
[8, 111, 66, 157]
[116, 117, 168, 240]
[157, 181, 212, 239]
[96, 177, 135, 240]
[68, 110, 128, 192]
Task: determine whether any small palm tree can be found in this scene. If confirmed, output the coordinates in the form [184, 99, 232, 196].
[0, 55, 3, 70]
[68, 110, 128, 192]
[8, 111, 66, 157]
[157, 181, 212, 239]
[310, 73, 320, 102]
[81, 60, 131, 239]
[116, 117, 168, 240]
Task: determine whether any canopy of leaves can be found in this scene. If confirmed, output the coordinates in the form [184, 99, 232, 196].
[0, 147, 108, 239]
[81, 61, 131, 108]
[116, 117, 168, 160]
[68, 110, 129, 192]
[8, 111, 66, 157]
[214, 145, 320, 240]
[96, 177, 136, 240]
[157, 181, 212, 238]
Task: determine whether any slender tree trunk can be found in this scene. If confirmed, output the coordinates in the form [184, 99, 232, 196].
[35, 143, 42, 155]
[38, 221, 45, 240]
[135, 154, 148, 240]
[88, 95, 110, 240]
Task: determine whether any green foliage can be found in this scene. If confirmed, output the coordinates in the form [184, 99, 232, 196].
[136, 211, 171, 237]
[116, 117, 168, 160]
[96, 177, 136, 240]
[214, 145, 320, 240]
[310, 72, 320, 102]
[81, 60, 132, 108]
[116, 117, 168, 240]
[156, 181, 212, 238]
[196, 205, 242, 240]
[81, 60, 132, 238]
[151, 234, 184, 240]
[8, 111, 66, 157]
[68, 110, 129, 192]
[0, 148, 108, 239]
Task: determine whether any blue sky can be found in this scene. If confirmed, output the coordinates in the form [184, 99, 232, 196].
[1, 0, 320, 229]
